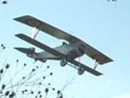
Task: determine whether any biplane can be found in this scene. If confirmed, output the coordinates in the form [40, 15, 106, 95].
[14, 15, 113, 76]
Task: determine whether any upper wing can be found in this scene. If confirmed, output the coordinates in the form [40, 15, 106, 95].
[82, 42, 113, 65]
[69, 60, 102, 76]
[14, 15, 80, 43]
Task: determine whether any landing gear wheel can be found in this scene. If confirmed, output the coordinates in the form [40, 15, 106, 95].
[60, 59, 67, 67]
[78, 67, 85, 75]
[42, 59, 47, 62]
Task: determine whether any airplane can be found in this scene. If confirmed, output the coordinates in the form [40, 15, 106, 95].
[14, 15, 113, 76]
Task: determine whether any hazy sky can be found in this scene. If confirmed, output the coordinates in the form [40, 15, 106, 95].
[0, 0, 130, 98]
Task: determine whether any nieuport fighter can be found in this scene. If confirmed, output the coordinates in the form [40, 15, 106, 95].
[14, 15, 113, 76]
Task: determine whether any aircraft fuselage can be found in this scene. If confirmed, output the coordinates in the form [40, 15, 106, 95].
[32, 42, 84, 62]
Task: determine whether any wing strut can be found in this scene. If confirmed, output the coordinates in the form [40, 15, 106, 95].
[31, 27, 40, 39]
[93, 60, 99, 70]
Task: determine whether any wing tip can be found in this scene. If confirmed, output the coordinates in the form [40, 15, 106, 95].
[98, 57, 113, 65]
[97, 73, 103, 76]
[14, 47, 24, 53]
[14, 15, 33, 21]
[15, 33, 28, 38]
[15, 33, 23, 38]
[14, 47, 24, 51]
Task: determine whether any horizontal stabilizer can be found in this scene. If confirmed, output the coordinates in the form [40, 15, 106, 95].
[14, 47, 35, 54]
[14, 47, 46, 62]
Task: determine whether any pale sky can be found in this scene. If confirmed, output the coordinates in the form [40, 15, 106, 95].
[0, 0, 130, 98]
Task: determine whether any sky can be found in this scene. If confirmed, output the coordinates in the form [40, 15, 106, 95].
[0, 0, 130, 98]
